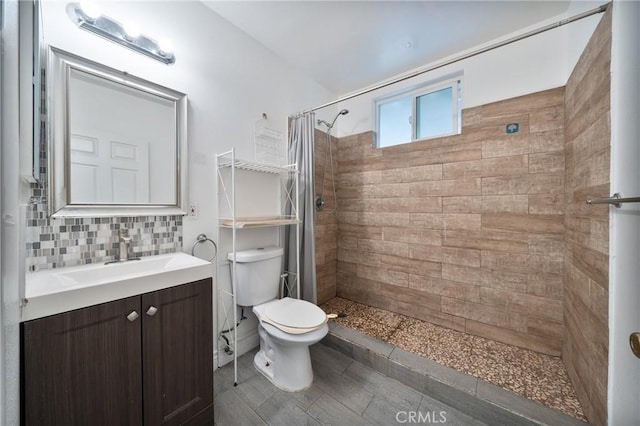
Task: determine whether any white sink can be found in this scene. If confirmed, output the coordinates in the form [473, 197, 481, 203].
[23, 253, 212, 321]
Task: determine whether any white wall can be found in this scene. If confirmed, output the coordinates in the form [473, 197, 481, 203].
[334, 5, 603, 137]
[2, 2, 24, 425]
[40, 1, 335, 366]
[608, 1, 640, 423]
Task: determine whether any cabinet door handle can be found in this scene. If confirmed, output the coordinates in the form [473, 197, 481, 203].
[146, 306, 158, 316]
[127, 311, 139, 322]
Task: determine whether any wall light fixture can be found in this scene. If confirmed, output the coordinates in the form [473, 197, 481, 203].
[66, 2, 176, 65]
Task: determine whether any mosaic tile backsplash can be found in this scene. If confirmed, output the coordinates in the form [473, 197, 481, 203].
[26, 205, 182, 272]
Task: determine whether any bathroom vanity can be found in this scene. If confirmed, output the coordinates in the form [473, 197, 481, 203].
[20, 254, 214, 426]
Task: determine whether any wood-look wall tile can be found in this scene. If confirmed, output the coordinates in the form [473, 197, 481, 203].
[442, 196, 482, 213]
[565, 80, 610, 141]
[571, 245, 608, 289]
[564, 19, 611, 416]
[481, 87, 564, 117]
[408, 244, 442, 263]
[339, 170, 382, 187]
[565, 12, 610, 102]
[441, 297, 508, 328]
[529, 152, 565, 174]
[529, 104, 564, 133]
[382, 164, 443, 183]
[589, 218, 609, 254]
[480, 268, 528, 293]
[357, 265, 409, 287]
[529, 128, 564, 154]
[382, 227, 442, 246]
[481, 173, 564, 195]
[381, 255, 442, 277]
[480, 250, 562, 275]
[358, 239, 409, 257]
[528, 234, 565, 256]
[566, 113, 610, 166]
[406, 197, 443, 213]
[480, 195, 529, 214]
[359, 212, 410, 227]
[338, 248, 381, 267]
[441, 247, 481, 267]
[408, 213, 444, 229]
[443, 229, 529, 253]
[463, 114, 530, 140]
[481, 213, 564, 234]
[441, 264, 482, 286]
[481, 137, 529, 159]
[589, 280, 608, 327]
[465, 320, 561, 356]
[443, 214, 482, 231]
[395, 301, 466, 332]
[409, 178, 482, 197]
[526, 273, 563, 300]
[442, 155, 528, 179]
[409, 275, 481, 303]
[525, 317, 563, 341]
[338, 223, 383, 240]
[528, 193, 564, 215]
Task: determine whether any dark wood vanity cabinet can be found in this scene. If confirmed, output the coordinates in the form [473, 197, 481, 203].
[21, 278, 213, 426]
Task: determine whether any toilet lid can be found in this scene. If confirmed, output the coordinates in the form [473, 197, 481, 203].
[264, 297, 327, 329]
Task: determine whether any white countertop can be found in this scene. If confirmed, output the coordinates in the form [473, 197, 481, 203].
[22, 252, 213, 322]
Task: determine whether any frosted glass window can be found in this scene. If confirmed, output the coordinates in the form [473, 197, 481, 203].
[378, 97, 412, 148]
[374, 78, 461, 148]
[416, 87, 453, 139]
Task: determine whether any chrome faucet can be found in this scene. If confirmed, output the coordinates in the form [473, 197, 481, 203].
[118, 228, 131, 261]
[105, 228, 140, 265]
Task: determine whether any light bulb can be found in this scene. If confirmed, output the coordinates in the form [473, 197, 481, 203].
[123, 22, 141, 41]
[158, 38, 173, 56]
[79, 1, 101, 21]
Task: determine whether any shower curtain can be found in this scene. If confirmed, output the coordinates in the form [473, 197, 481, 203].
[284, 112, 317, 304]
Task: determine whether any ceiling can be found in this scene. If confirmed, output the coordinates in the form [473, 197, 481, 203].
[203, 1, 577, 95]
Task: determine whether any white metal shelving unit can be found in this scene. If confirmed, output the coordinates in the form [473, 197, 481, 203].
[216, 148, 300, 385]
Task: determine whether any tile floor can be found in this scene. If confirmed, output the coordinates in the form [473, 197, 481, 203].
[319, 297, 585, 421]
[214, 344, 488, 426]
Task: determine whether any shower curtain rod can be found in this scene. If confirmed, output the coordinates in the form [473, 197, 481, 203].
[291, 2, 610, 117]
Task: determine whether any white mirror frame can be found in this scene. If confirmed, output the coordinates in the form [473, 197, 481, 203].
[47, 46, 187, 217]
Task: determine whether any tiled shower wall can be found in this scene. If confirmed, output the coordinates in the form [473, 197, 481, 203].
[563, 9, 611, 426]
[314, 127, 338, 304]
[335, 88, 566, 356]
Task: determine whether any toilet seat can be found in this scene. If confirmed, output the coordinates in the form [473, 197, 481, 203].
[255, 298, 327, 334]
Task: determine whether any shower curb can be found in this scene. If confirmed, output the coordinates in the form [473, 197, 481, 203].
[321, 323, 587, 426]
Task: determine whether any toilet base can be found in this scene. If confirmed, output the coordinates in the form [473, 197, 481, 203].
[253, 346, 313, 392]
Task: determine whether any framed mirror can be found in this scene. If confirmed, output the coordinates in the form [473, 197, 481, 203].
[47, 46, 187, 217]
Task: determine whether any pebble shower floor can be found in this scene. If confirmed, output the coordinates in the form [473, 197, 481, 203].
[320, 297, 585, 421]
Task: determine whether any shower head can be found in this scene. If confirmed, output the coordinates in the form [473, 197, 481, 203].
[325, 109, 350, 129]
[317, 109, 349, 129]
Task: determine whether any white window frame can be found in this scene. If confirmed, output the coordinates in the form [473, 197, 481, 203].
[374, 77, 462, 148]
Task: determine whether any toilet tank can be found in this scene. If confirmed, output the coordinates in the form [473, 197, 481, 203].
[228, 246, 284, 307]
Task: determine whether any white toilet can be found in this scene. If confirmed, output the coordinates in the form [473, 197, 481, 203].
[229, 246, 329, 392]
